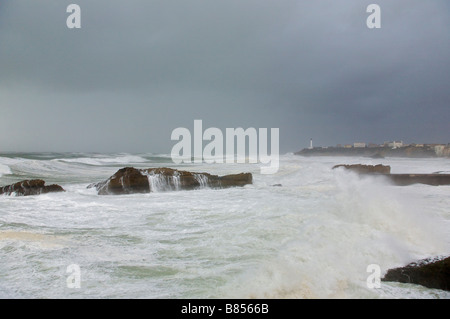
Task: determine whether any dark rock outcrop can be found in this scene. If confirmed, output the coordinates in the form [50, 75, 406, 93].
[90, 167, 253, 195]
[217, 172, 253, 188]
[382, 256, 450, 291]
[332, 164, 391, 174]
[0, 180, 65, 196]
[89, 167, 150, 195]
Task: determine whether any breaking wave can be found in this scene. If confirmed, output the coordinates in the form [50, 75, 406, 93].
[53, 154, 149, 166]
[0, 163, 12, 177]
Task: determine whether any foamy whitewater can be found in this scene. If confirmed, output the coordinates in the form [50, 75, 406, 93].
[0, 153, 449, 299]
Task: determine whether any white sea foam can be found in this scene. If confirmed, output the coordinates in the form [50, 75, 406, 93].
[193, 173, 209, 188]
[53, 154, 149, 166]
[0, 163, 12, 177]
[146, 172, 170, 192]
[0, 153, 449, 299]
[142, 171, 181, 192]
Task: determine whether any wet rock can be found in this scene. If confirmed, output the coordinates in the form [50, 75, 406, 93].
[218, 172, 253, 188]
[332, 164, 391, 174]
[90, 167, 150, 195]
[91, 167, 253, 195]
[382, 256, 450, 291]
[0, 180, 65, 196]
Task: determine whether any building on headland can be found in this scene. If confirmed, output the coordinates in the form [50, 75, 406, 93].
[295, 140, 450, 158]
[353, 142, 367, 148]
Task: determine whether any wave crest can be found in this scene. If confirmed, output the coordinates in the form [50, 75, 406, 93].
[0, 163, 12, 177]
[53, 154, 149, 166]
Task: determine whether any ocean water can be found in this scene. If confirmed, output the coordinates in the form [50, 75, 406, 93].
[0, 153, 449, 299]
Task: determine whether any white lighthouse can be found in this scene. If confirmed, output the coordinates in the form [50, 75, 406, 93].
[309, 138, 313, 149]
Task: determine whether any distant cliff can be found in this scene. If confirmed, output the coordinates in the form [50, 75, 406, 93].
[295, 145, 443, 158]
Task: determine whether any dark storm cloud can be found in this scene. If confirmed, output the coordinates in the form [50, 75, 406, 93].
[0, 0, 449, 152]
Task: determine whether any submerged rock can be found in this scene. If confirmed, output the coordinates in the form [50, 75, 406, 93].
[382, 256, 450, 291]
[90, 167, 253, 195]
[0, 180, 65, 196]
[332, 164, 391, 174]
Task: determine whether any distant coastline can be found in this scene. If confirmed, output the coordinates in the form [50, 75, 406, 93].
[295, 142, 450, 158]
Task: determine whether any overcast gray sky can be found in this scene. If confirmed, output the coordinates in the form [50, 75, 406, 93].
[0, 0, 449, 153]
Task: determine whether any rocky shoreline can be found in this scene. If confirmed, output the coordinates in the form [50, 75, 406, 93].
[3, 163, 448, 196]
[2, 163, 449, 193]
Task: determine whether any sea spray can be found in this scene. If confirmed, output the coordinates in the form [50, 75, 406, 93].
[143, 170, 182, 192]
[193, 173, 209, 188]
[218, 162, 450, 299]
